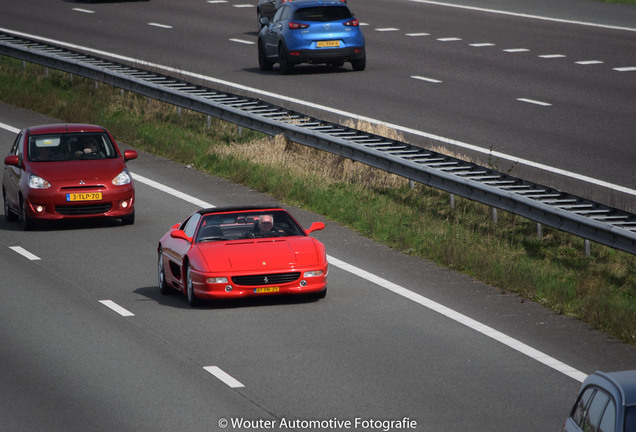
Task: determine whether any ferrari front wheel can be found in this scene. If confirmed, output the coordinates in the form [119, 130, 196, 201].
[185, 264, 201, 307]
[158, 249, 172, 295]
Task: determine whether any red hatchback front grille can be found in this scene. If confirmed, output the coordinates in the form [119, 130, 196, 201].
[55, 203, 112, 215]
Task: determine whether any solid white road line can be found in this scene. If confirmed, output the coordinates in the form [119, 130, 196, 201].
[0, 122, 601, 383]
[131, 173, 215, 208]
[408, 0, 636, 33]
[204, 366, 245, 388]
[326, 255, 587, 382]
[1, 27, 633, 199]
[99, 300, 135, 317]
[132, 170, 586, 383]
[10, 246, 41, 261]
[72, 8, 95, 14]
[0, 122, 21, 134]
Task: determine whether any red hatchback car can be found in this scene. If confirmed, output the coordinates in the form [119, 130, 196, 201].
[158, 206, 328, 306]
[2, 124, 137, 230]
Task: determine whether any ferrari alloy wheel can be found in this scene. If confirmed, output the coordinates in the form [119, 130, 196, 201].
[185, 264, 200, 307]
[158, 250, 171, 295]
[3, 190, 17, 222]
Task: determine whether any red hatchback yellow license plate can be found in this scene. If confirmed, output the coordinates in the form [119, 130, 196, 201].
[66, 192, 102, 202]
[254, 287, 280, 294]
[317, 40, 340, 48]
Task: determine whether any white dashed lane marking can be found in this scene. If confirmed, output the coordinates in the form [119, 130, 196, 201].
[10, 246, 41, 261]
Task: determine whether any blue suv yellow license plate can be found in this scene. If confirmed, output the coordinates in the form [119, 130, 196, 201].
[254, 287, 280, 294]
[66, 192, 102, 202]
[317, 40, 340, 48]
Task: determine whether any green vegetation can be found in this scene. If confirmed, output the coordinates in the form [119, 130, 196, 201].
[1, 57, 635, 344]
[596, 0, 636, 4]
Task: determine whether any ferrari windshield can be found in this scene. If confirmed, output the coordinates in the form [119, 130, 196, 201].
[196, 210, 306, 242]
[28, 132, 118, 162]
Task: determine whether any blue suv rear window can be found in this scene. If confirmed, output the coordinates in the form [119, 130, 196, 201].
[294, 6, 352, 22]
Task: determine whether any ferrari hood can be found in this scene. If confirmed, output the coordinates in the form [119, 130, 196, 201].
[196, 237, 321, 272]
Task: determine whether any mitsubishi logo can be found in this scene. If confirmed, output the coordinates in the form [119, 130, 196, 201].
[79, 180, 85, 185]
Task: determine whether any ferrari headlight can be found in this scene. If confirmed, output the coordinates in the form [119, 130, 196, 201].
[303, 270, 323, 278]
[206, 277, 229, 284]
[28, 173, 51, 189]
[112, 169, 131, 186]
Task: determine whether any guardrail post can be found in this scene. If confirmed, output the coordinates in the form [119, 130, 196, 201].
[585, 239, 591, 257]
[491, 207, 498, 223]
[449, 193, 455, 209]
[536, 223, 543, 238]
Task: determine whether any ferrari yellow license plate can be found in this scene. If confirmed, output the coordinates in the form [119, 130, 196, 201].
[254, 287, 280, 294]
[66, 192, 102, 202]
[317, 40, 340, 48]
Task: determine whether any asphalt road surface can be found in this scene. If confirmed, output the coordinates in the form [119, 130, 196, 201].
[2, 101, 636, 432]
[2, 0, 636, 430]
[0, 0, 635, 210]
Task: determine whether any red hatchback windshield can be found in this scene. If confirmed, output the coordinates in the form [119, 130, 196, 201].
[28, 132, 118, 162]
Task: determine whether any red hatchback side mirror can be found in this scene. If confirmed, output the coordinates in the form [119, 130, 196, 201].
[123, 150, 138, 161]
[4, 155, 19, 166]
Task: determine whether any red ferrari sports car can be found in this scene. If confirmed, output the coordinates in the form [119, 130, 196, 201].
[2, 124, 137, 229]
[157, 206, 328, 306]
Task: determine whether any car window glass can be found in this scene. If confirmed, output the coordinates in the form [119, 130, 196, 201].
[183, 213, 201, 238]
[196, 210, 305, 242]
[27, 132, 117, 162]
[273, 5, 285, 23]
[10, 132, 22, 156]
[584, 390, 611, 432]
[573, 387, 595, 426]
[294, 6, 352, 22]
[598, 398, 615, 432]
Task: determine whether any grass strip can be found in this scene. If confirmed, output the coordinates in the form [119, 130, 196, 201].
[1, 57, 635, 344]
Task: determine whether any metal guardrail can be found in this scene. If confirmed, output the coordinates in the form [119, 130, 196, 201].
[1, 30, 635, 255]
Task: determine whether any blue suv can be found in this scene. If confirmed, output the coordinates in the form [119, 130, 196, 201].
[563, 370, 636, 432]
[258, 0, 365, 74]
